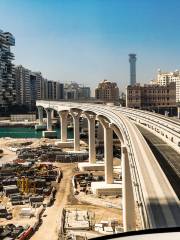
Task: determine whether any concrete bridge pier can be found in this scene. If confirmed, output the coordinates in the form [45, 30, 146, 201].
[38, 106, 44, 125]
[97, 116, 113, 184]
[55, 110, 74, 148]
[46, 108, 53, 131]
[165, 111, 169, 117]
[84, 112, 96, 164]
[122, 145, 136, 231]
[70, 109, 82, 151]
[35, 106, 46, 130]
[43, 108, 57, 138]
[90, 116, 121, 195]
[78, 113, 106, 172]
[51, 109, 55, 119]
[177, 106, 180, 119]
[103, 122, 114, 184]
[97, 121, 104, 143]
[59, 110, 69, 142]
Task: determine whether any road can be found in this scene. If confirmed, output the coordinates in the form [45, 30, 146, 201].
[137, 125, 180, 199]
[32, 164, 74, 240]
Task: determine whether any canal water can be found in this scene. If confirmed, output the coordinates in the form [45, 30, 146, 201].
[0, 127, 73, 138]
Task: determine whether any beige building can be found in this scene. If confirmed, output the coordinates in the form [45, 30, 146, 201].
[126, 82, 176, 109]
[95, 79, 119, 103]
[151, 69, 180, 103]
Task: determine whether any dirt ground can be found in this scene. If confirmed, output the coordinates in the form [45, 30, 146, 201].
[32, 163, 74, 240]
[31, 162, 122, 240]
[0, 138, 123, 239]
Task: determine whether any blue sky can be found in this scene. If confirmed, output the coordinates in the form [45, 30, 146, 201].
[1, 0, 180, 92]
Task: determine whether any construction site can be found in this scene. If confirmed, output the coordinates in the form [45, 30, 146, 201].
[0, 119, 124, 240]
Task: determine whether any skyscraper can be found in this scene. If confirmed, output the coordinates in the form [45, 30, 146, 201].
[15, 66, 45, 108]
[0, 30, 16, 109]
[129, 53, 137, 85]
[46, 80, 64, 100]
[15, 65, 31, 106]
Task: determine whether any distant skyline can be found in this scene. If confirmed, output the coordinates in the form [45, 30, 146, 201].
[1, 0, 180, 92]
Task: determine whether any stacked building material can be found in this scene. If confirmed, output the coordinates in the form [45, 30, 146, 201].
[29, 195, 44, 207]
[20, 207, 34, 218]
[3, 185, 19, 196]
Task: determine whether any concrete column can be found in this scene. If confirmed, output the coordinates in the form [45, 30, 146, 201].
[84, 112, 96, 164]
[59, 110, 68, 142]
[165, 110, 169, 117]
[97, 122, 104, 142]
[45, 108, 53, 131]
[81, 116, 88, 130]
[70, 109, 82, 151]
[51, 109, 55, 119]
[97, 116, 113, 184]
[121, 146, 136, 231]
[104, 126, 113, 184]
[177, 107, 180, 119]
[37, 106, 44, 125]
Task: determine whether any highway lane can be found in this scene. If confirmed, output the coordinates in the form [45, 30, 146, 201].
[37, 100, 180, 229]
[112, 107, 180, 153]
[137, 125, 180, 199]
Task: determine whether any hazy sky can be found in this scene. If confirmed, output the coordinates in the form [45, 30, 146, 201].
[1, 0, 180, 92]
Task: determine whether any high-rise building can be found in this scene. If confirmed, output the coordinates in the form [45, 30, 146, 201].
[30, 71, 44, 107]
[95, 79, 119, 103]
[64, 82, 90, 100]
[0, 30, 16, 109]
[15, 65, 31, 106]
[78, 86, 91, 99]
[129, 53, 137, 85]
[46, 80, 64, 100]
[15, 65, 64, 109]
[15, 66, 44, 108]
[151, 69, 180, 103]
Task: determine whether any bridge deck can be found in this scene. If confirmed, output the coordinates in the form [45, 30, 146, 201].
[137, 125, 180, 199]
[36, 100, 180, 229]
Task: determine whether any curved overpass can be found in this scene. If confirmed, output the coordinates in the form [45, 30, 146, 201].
[112, 107, 180, 154]
[36, 100, 180, 231]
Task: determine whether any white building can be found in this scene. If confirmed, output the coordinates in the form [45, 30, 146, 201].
[15, 66, 45, 108]
[152, 69, 180, 103]
[15, 65, 31, 106]
[64, 82, 90, 100]
[15, 65, 64, 108]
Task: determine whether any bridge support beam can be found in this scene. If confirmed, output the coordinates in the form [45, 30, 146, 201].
[84, 112, 96, 164]
[35, 106, 47, 130]
[177, 107, 180, 119]
[37, 106, 44, 125]
[70, 109, 82, 151]
[59, 110, 69, 142]
[122, 146, 136, 231]
[97, 122, 104, 142]
[42, 108, 57, 138]
[98, 116, 113, 184]
[165, 110, 169, 117]
[45, 108, 53, 131]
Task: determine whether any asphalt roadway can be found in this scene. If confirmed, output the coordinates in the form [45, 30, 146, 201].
[137, 125, 180, 199]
